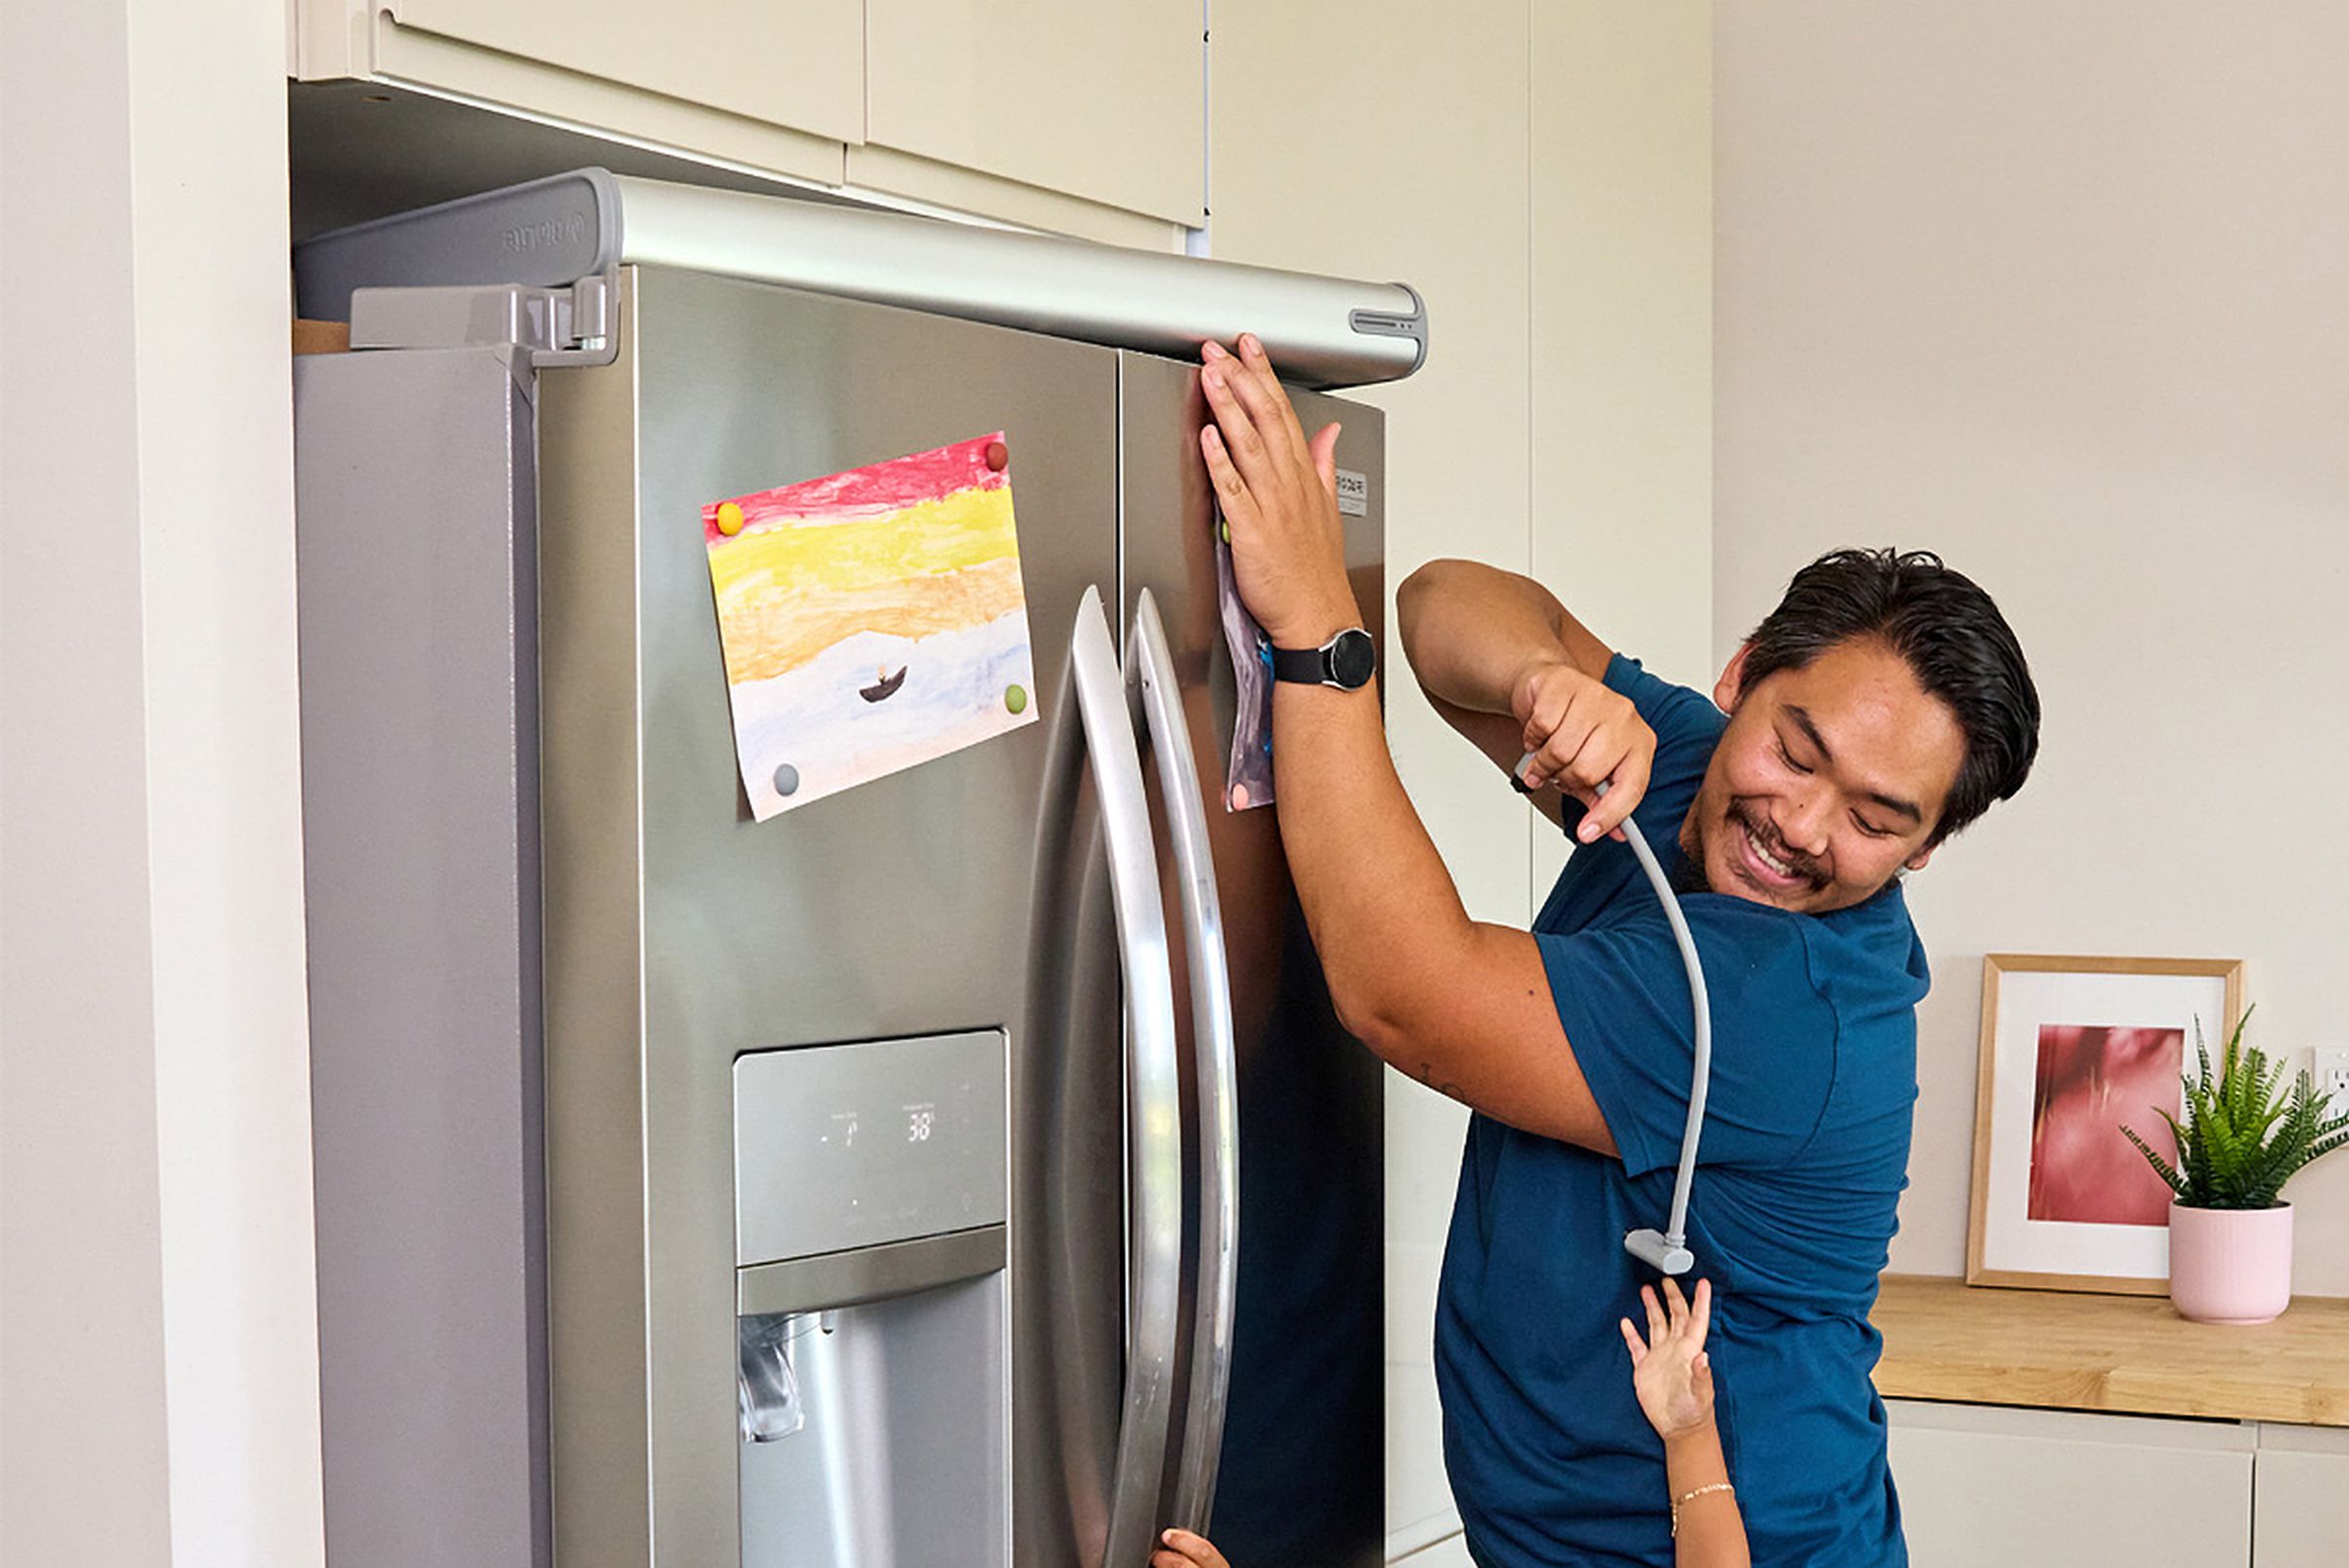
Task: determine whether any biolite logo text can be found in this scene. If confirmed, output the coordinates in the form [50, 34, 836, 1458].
[502, 210, 590, 254]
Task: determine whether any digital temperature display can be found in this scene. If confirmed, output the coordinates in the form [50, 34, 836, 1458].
[732, 1031, 1007, 1268]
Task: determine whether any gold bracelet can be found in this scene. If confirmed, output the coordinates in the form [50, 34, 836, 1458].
[1670, 1482, 1735, 1538]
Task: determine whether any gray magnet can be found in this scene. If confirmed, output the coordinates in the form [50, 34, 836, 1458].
[772, 763, 801, 797]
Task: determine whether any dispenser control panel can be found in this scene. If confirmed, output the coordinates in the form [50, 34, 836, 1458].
[733, 1030, 1008, 1267]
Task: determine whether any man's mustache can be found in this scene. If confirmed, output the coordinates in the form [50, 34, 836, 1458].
[1727, 798, 1827, 891]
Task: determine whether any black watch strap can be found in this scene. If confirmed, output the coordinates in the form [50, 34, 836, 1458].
[1268, 642, 1334, 684]
[1268, 627, 1376, 690]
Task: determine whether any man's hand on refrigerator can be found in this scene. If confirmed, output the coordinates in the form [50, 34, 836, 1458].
[1196, 335, 1361, 651]
[1152, 1527, 1234, 1568]
[1512, 660, 1657, 844]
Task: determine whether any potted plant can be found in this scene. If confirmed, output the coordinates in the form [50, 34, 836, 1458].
[2123, 1011, 2349, 1324]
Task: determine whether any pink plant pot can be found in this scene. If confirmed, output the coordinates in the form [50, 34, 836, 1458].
[2167, 1201, 2294, 1325]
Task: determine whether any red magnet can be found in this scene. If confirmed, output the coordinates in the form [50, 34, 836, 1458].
[984, 439, 1009, 473]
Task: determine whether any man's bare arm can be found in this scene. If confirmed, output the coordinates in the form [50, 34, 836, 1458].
[1397, 558, 1616, 717]
[1268, 664, 1620, 1155]
[1398, 559, 1653, 845]
[1194, 340, 1621, 1152]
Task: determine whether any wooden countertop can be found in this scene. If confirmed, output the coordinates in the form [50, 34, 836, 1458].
[1870, 1274, 2349, 1427]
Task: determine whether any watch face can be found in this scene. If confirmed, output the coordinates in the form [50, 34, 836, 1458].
[1328, 628, 1377, 689]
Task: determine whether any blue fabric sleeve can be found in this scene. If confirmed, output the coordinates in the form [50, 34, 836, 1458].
[1539, 900, 1839, 1179]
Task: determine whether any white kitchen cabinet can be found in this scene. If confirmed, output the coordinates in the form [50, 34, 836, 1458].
[2253, 1424, 2349, 1568]
[861, 0, 1201, 225]
[291, 0, 852, 191]
[383, 0, 860, 143]
[289, 0, 1192, 247]
[1887, 1400, 2254, 1567]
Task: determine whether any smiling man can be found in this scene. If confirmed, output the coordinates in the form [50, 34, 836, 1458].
[1193, 334, 2039, 1567]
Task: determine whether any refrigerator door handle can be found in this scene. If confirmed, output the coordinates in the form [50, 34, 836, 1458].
[1070, 584, 1186, 1568]
[1126, 589, 1240, 1535]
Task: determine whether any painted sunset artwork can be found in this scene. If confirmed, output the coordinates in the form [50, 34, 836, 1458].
[703, 433, 1036, 820]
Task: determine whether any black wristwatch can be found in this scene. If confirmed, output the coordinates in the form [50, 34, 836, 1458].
[1268, 627, 1377, 691]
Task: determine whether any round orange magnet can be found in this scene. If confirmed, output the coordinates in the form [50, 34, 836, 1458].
[715, 501, 745, 536]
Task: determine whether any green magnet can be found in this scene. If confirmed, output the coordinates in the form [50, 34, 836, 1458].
[1004, 684, 1029, 715]
[1220, 520, 1230, 543]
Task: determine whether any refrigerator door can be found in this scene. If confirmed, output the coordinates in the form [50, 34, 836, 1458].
[535, 267, 1142, 1568]
[295, 346, 551, 1568]
[1117, 351, 1388, 1567]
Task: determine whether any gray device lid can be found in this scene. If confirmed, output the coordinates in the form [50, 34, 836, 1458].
[293, 167, 1426, 390]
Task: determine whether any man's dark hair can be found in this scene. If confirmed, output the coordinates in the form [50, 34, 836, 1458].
[1740, 548, 2039, 846]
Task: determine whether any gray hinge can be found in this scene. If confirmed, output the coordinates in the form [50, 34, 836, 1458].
[346, 273, 620, 368]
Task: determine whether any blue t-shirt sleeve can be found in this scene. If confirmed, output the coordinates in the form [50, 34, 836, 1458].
[1538, 901, 1838, 1178]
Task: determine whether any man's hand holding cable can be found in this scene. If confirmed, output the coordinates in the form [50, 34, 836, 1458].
[1195, 335, 1359, 649]
[1514, 660, 1657, 844]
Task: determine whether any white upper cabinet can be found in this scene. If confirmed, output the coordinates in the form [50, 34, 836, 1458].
[863, 0, 1203, 225]
[293, 0, 1198, 244]
[383, 0, 863, 143]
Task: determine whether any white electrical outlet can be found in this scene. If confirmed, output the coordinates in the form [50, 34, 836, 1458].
[2310, 1047, 2349, 1111]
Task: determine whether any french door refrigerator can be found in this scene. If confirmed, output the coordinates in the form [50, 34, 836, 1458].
[292, 171, 1423, 1568]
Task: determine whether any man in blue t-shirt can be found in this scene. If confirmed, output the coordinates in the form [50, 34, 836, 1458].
[1400, 553, 2041, 1568]
[1189, 336, 2040, 1567]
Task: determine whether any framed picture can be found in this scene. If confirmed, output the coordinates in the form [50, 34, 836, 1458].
[1966, 953, 2244, 1293]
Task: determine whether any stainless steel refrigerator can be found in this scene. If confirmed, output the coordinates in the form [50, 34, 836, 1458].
[292, 171, 1420, 1568]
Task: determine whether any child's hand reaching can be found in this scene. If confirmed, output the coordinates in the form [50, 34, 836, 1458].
[1153, 1527, 1230, 1568]
[1624, 1278, 1749, 1565]
[1620, 1276, 1715, 1440]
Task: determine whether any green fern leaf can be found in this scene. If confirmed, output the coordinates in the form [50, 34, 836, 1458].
[2156, 1108, 2204, 1205]
[2122, 1124, 2190, 1199]
[2297, 1128, 2349, 1168]
[2156, 1010, 2349, 1206]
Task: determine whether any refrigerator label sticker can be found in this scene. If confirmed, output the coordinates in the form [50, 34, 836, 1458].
[701, 433, 1038, 820]
[1334, 468, 1369, 517]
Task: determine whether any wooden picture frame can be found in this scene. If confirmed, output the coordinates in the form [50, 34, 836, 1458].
[1966, 953, 2244, 1294]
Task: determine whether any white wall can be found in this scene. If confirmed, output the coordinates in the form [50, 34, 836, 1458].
[1715, 3, 2349, 1295]
[3, 1, 176, 1560]
[1530, 3, 1715, 896]
[1214, 3, 1713, 1553]
[1, 0, 327, 1562]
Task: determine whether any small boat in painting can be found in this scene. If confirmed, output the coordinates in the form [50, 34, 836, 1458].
[859, 665, 907, 703]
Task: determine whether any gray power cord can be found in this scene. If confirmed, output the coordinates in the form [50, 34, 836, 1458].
[1519, 759, 1710, 1276]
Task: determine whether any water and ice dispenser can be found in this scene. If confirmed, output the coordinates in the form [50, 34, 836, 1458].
[731, 1032, 1011, 1567]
